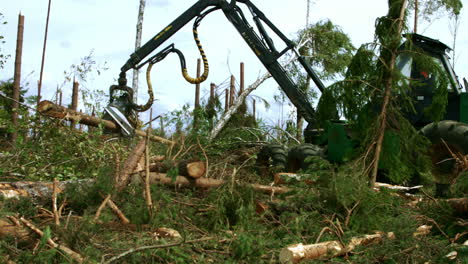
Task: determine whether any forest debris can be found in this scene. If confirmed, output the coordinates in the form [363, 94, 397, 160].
[413, 225, 432, 237]
[116, 138, 147, 191]
[255, 200, 269, 214]
[94, 194, 111, 223]
[131, 173, 291, 195]
[274, 172, 315, 185]
[0, 218, 29, 240]
[106, 198, 130, 225]
[152, 227, 182, 241]
[279, 232, 395, 263]
[150, 155, 165, 163]
[37, 100, 174, 145]
[143, 120, 153, 218]
[279, 241, 344, 263]
[101, 236, 213, 264]
[52, 178, 60, 225]
[445, 251, 458, 260]
[447, 197, 468, 214]
[17, 217, 84, 263]
[373, 182, 423, 192]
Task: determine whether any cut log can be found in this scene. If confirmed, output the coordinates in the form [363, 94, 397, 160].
[279, 241, 344, 263]
[37, 100, 173, 145]
[131, 173, 291, 194]
[279, 232, 395, 263]
[143, 160, 206, 178]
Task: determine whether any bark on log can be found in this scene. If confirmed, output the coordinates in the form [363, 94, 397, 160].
[0, 180, 93, 200]
[131, 173, 291, 194]
[144, 160, 206, 178]
[37, 100, 173, 145]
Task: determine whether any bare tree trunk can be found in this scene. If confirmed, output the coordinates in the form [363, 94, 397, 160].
[70, 80, 79, 128]
[37, 0, 52, 107]
[224, 89, 229, 113]
[133, 0, 146, 101]
[229, 75, 235, 107]
[296, 77, 310, 142]
[413, 0, 418, 33]
[11, 13, 24, 147]
[370, 0, 408, 187]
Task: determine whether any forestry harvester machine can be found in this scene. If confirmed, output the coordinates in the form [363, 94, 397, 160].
[102, 0, 468, 191]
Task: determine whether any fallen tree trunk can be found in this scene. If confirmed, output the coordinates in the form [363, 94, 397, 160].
[131, 173, 291, 194]
[0, 179, 93, 200]
[0, 175, 290, 200]
[38, 100, 173, 145]
[116, 138, 147, 191]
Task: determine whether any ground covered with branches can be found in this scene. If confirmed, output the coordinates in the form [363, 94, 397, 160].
[0, 121, 466, 264]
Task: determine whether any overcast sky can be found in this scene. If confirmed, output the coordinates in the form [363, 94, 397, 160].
[2, 0, 467, 127]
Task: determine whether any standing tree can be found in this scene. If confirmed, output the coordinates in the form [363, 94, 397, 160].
[333, 0, 462, 187]
[288, 20, 354, 141]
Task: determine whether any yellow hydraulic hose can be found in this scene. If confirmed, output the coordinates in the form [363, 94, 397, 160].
[181, 27, 209, 84]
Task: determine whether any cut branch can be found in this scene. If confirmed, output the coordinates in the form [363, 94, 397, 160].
[18, 217, 84, 263]
[106, 198, 130, 224]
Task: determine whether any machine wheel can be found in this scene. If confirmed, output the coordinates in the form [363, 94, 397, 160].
[420, 120, 468, 196]
[287, 143, 325, 172]
[256, 144, 287, 177]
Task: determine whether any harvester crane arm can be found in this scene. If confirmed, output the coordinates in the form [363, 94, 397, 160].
[115, 0, 325, 126]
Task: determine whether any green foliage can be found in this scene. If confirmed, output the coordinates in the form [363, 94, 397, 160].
[1, 196, 37, 218]
[60, 50, 108, 113]
[451, 171, 468, 197]
[295, 19, 355, 81]
[1, 122, 123, 181]
[0, 13, 9, 69]
[231, 233, 264, 260]
[201, 185, 256, 231]
[408, 0, 463, 20]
